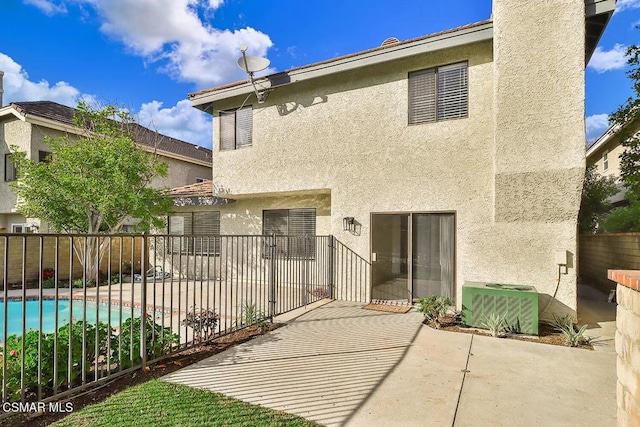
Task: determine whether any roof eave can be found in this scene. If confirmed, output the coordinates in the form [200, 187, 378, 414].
[585, 0, 616, 64]
[190, 22, 494, 110]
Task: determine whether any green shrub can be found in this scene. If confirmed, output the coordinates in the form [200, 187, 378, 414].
[551, 313, 591, 347]
[115, 315, 179, 369]
[42, 277, 57, 289]
[72, 279, 96, 288]
[1, 321, 110, 401]
[416, 296, 454, 324]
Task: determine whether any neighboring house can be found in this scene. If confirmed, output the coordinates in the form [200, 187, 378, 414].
[183, 0, 614, 315]
[0, 100, 212, 232]
[586, 120, 640, 206]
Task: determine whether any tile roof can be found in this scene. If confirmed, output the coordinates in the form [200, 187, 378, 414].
[169, 180, 213, 198]
[169, 179, 233, 206]
[10, 101, 212, 164]
[189, 19, 491, 99]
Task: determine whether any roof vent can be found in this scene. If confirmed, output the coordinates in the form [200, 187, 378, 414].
[381, 37, 400, 47]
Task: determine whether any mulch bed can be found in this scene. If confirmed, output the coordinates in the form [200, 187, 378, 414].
[426, 319, 593, 350]
[3, 323, 282, 427]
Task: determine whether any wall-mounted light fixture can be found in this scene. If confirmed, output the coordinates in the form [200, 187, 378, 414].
[343, 217, 355, 232]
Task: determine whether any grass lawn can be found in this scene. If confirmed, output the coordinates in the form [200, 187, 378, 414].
[52, 379, 318, 427]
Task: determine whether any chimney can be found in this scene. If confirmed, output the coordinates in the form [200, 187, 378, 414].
[0, 70, 3, 107]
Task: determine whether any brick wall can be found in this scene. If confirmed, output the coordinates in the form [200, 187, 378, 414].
[0, 235, 144, 286]
[579, 234, 640, 292]
[609, 270, 640, 427]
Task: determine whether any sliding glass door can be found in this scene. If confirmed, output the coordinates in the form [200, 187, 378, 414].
[371, 213, 455, 301]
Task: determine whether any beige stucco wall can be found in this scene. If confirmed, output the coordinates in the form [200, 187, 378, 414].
[489, 0, 585, 316]
[587, 132, 629, 180]
[151, 156, 210, 190]
[202, 1, 587, 316]
[171, 194, 331, 235]
[211, 40, 496, 306]
[0, 119, 31, 215]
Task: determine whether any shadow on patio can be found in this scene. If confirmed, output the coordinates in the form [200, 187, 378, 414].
[162, 301, 427, 426]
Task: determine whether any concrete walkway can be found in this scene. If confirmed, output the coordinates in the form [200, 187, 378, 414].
[162, 300, 616, 427]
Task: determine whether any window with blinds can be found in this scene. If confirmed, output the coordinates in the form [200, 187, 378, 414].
[220, 106, 252, 151]
[408, 62, 468, 124]
[168, 211, 220, 255]
[263, 208, 316, 258]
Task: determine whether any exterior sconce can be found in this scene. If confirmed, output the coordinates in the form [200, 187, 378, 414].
[343, 217, 355, 232]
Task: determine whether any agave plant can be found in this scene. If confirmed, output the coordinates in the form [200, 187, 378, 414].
[481, 312, 506, 338]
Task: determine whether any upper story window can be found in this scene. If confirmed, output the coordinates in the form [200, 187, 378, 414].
[408, 61, 468, 124]
[168, 211, 221, 255]
[602, 149, 609, 172]
[220, 106, 252, 151]
[263, 208, 316, 258]
[4, 153, 16, 182]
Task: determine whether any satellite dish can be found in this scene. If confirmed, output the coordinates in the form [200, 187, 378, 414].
[236, 47, 272, 103]
[236, 55, 270, 74]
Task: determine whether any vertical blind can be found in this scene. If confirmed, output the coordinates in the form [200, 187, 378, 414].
[220, 106, 252, 151]
[408, 61, 468, 124]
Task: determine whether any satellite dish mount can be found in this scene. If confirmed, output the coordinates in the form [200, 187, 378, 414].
[237, 45, 271, 103]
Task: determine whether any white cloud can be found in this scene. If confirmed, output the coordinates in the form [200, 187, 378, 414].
[588, 44, 628, 73]
[616, 0, 640, 13]
[23, 0, 67, 15]
[0, 53, 210, 147]
[137, 99, 212, 148]
[67, 0, 273, 88]
[586, 114, 610, 143]
[0, 53, 81, 106]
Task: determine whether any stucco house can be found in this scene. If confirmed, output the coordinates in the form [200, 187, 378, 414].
[0, 100, 212, 232]
[180, 0, 614, 317]
[586, 119, 640, 206]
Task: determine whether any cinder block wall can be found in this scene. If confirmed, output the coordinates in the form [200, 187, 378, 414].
[608, 270, 640, 426]
[579, 234, 640, 292]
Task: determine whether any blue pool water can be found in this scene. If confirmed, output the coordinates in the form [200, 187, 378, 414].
[0, 299, 140, 340]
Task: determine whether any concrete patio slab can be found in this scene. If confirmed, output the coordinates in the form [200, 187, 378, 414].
[162, 300, 617, 427]
[454, 335, 616, 427]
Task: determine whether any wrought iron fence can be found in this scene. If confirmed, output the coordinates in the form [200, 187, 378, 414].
[0, 233, 369, 408]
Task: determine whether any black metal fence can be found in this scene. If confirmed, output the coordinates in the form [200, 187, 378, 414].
[0, 233, 369, 408]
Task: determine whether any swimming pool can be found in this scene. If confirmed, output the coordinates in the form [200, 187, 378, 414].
[0, 299, 141, 340]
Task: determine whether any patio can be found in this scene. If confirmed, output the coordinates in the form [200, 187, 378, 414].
[162, 299, 616, 427]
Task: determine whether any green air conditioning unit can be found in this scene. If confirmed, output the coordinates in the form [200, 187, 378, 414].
[462, 281, 539, 335]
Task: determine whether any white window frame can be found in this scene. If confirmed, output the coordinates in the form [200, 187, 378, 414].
[11, 224, 32, 233]
[603, 149, 609, 172]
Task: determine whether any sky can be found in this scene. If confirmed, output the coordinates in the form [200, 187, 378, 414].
[0, 0, 639, 148]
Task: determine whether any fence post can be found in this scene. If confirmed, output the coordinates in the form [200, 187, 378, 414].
[268, 233, 277, 320]
[140, 233, 148, 368]
[328, 235, 335, 299]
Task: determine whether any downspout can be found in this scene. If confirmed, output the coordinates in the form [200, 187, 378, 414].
[0, 70, 4, 107]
